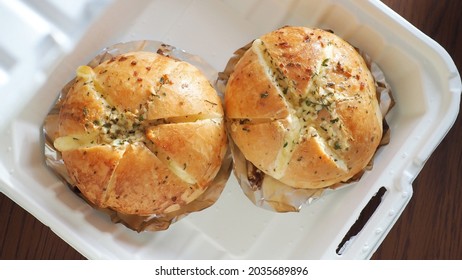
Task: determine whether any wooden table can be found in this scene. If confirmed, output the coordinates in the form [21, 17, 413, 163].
[1, 0, 461, 260]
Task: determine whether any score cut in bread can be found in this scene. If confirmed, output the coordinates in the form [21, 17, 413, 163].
[54, 51, 227, 216]
[225, 26, 383, 189]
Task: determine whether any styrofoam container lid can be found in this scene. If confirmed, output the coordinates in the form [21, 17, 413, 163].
[0, 0, 460, 259]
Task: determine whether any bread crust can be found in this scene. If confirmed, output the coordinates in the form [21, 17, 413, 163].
[55, 51, 226, 215]
[225, 26, 382, 189]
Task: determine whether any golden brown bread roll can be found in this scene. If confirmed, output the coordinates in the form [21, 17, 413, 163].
[54, 51, 227, 215]
[225, 26, 382, 189]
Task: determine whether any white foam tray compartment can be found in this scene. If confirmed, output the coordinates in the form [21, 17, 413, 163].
[0, 0, 460, 259]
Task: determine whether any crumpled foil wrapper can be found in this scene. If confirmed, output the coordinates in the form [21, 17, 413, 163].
[43, 40, 233, 232]
[216, 41, 395, 213]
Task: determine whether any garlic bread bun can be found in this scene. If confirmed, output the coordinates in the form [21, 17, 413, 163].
[54, 51, 227, 215]
[225, 26, 382, 189]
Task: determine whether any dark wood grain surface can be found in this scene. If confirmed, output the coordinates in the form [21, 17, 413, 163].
[1, 0, 461, 260]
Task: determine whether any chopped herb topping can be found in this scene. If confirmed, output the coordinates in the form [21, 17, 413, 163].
[330, 117, 339, 124]
[334, 141, 341, 150]
[82, 107, 88, 116]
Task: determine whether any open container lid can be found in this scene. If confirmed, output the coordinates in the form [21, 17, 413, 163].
[0, 0, 460, 259]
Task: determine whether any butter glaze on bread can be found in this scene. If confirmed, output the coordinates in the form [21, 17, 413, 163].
[54, 51, 227, 215]
[225, 26, 382, 189]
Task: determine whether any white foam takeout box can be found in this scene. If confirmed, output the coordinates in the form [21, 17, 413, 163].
[0, 0, 460, 259]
